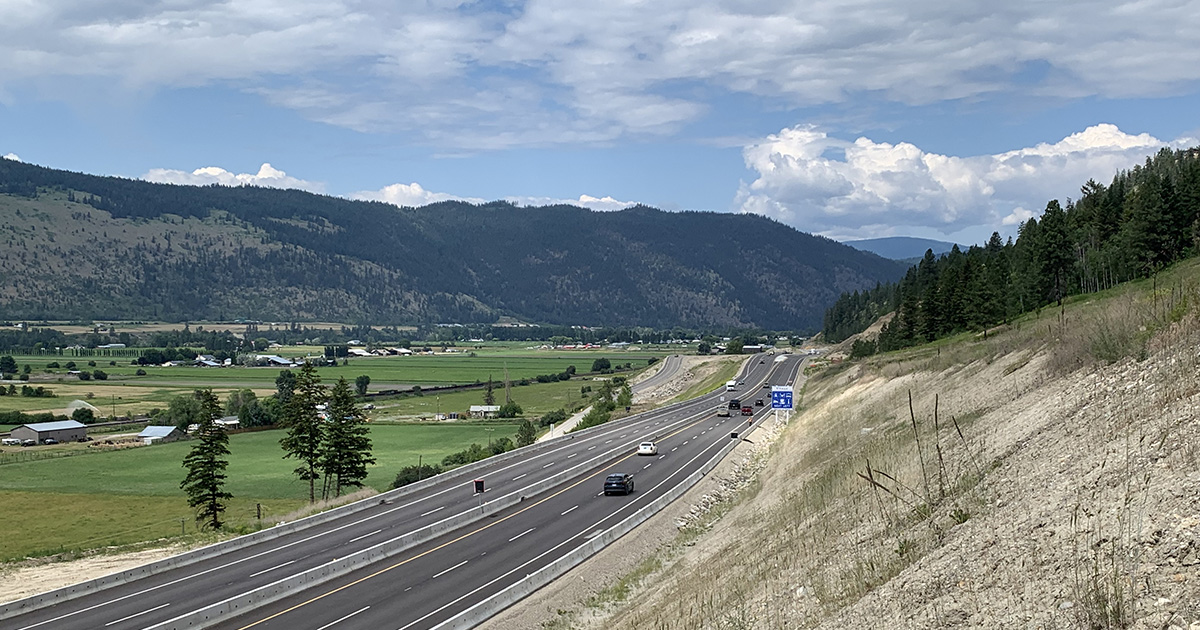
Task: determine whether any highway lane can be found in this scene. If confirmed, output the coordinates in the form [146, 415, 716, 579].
[629, 354, 683, 393]
[211, 356, 805, 630]
[0, 356, 775, 630]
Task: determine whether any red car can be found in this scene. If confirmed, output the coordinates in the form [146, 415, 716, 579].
[740, 406, 753, 416]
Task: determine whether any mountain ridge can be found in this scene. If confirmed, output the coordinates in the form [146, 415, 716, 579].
[0, 159, 907, 329]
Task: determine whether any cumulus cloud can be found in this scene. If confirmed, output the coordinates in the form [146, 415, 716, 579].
[736, 123, 1197, 240]
[351, 182, 486, 207]
[142, 163, 325, 193]
[508, 194, 637, 212]
[4, 1, 1199, 148]
[2, 153, 20, 161]
[353, 184, 637, 212]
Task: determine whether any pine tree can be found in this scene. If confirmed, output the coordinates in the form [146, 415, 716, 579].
[515, 419, 537, 448]
[320, 378, 376, 499]
[483, 375, 495, 406]
[280, 363, 327, 502]
[180, 389, 232, 530]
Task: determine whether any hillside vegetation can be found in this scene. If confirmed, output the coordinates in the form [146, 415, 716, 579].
[0, 160, 905, 329]
[825, 146, 1200, 346]
[587, 259, 1200, 629]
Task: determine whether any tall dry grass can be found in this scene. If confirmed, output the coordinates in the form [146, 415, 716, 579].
[592, 260, 1200, 630]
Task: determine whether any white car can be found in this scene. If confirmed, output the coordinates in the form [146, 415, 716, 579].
[637, 441, 658, 456]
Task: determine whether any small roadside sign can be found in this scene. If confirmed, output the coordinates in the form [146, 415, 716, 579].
[473, 479, 485, 494]
[771, 386, 793, 410]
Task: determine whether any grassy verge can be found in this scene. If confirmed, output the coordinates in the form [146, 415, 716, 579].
[668, 356, 744, 404]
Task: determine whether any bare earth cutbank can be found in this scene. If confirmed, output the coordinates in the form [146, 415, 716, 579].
[542, 291, 1200, 628]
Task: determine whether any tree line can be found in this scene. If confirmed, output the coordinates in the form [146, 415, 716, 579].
[824, 146, 1200, 353]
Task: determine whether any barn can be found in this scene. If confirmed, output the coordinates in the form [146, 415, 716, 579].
[10, 420, 87, 444]
[138, 425, 183, 444]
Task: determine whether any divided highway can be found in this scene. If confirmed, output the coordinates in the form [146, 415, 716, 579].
[0, 355, 786, 630]
[210, 355, 804, 630]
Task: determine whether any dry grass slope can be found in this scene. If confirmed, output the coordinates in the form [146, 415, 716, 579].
[589, 261, 1200, 629]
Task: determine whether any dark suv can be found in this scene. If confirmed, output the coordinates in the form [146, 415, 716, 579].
[604, 473, 635, 495]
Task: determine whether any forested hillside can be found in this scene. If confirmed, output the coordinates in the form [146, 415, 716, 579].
[824, 146, 1200, 348]
[0, 160, 906, 329]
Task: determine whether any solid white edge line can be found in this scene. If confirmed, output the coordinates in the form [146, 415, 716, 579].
[103, 602, 170, 626]
[315, 606, 370, 630]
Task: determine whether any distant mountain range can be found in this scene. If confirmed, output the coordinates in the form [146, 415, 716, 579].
[0, 160, 908, 330]
[844, 236, 959, 261]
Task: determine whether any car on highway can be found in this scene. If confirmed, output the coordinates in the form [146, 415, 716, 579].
[754, 399, 764, 406]
[716, 408, 731, 417]
[604, 473, 635, 495]
[637, 441, 658, 456]
[741, 406, 753, 416]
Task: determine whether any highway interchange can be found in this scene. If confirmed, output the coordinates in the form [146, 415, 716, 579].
[0, 353, 801, 630]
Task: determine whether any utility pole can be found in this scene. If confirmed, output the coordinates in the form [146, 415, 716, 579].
[503, 363, 511, 405]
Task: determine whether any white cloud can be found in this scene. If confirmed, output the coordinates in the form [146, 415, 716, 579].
[351, 182, 485, 207]
[2, 153, 19, 161]
[737, 123, 1197, 240]
[508, 194, 637, 212]
[4, 2, 1199, 148]
[142, 163, 325, 193]
[353, 184, 637, 212]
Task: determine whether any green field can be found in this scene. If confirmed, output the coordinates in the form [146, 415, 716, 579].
[0, 346, 663, 417]
[0, 422, 519, 560]
[371, 377, 599, 420]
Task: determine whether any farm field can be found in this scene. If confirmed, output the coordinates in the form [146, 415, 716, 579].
[0, 346, 664, 417]
[371, 377, 596, 420]
[0, 422, 520, 561]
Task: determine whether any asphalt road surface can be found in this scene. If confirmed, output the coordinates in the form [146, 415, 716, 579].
[208, 355, 804, 630]
[1, 355, 787, 630]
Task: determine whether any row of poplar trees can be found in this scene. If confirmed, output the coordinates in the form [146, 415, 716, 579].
[180, 363, 375, 529]
[823, 146, 1200, 350]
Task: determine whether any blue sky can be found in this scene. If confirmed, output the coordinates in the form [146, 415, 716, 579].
[3, 0, 1199, 246]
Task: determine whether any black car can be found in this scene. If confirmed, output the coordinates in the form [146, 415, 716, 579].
[604, 473, 635, 495]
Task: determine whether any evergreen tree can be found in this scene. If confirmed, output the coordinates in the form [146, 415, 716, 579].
[280, 363, 327, 502]
[275, 369, 297, 405]
[180, 389, 232, 530]
[483, 375, 495, 405]
[320, 378, 375, 499]
[515, 419, 537, 447]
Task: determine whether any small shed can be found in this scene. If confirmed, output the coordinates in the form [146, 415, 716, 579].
[468, 405, 500, 418]
[10, 420, 87, 444]
[139, 425, 183, 444]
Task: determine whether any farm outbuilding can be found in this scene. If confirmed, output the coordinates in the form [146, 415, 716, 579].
[468, 405, 500, 418]
[10, 420, 87, 444]
[138, 425, 183, 444]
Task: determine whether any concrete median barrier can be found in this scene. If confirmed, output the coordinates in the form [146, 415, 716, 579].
[430, 413, 762, 630]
